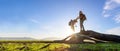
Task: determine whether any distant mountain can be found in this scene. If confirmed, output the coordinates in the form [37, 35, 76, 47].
[0, 37, 35, 40]
[41, 37, 63, 40]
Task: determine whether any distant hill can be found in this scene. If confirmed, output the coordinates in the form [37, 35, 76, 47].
[41, 37, 63, 40]
[0, 37, 35, 40]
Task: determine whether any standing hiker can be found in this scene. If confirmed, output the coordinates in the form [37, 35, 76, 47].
[76, 11, 86, 32]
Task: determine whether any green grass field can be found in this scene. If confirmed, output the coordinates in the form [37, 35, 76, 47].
[0, 41, 120, 51]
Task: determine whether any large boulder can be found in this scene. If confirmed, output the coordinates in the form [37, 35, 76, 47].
[82, 30, 120, 43]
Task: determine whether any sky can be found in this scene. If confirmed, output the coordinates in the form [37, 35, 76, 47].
[0, 0, 120, 39]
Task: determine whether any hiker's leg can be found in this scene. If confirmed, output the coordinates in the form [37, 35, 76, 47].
[81, 20, 85, 32]
[82, 21, 85, 31]
[80, 20, 83, 32]
[82, 25, 85, 31]
[71, 25, 75, 31]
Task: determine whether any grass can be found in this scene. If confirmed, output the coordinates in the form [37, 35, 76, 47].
[70, 43, 120, 51]
[0, 40, 120, 51]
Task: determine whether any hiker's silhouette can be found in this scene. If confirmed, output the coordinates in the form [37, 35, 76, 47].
[77, 11, 86, 32]
[68, 19, 77, 31]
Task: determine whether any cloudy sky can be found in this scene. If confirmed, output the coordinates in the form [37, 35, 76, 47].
[0, 0, 120, 39]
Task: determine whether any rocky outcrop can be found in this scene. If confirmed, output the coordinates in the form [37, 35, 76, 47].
[60, 30, 120, 43]
[82, 30, 120, 43]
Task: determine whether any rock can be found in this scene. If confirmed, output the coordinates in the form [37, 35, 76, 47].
[82, 30, 120, 43]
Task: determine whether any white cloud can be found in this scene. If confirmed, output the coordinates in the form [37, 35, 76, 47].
[114, 14, 120, 23]
[105, 27, 120, 35]
[114, 0, 120, 3]
[104, 0, 120, 10]
[104, 0, 115, 10]
[103, 0, 120, 23]
[30, 19, 40, 24]
[103, 14, 110, 17]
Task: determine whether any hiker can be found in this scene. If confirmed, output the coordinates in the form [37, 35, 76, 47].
[76, 11, 86, 32]
[68, 19, 77, 31]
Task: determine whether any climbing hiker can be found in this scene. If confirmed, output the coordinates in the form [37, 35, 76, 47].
[68, 19, 77, 31]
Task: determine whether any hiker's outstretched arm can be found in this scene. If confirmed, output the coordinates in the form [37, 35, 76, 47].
[76, 16, 79, 20]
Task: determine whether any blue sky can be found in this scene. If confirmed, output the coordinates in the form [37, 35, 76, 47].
[0, 0, 120, 39]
